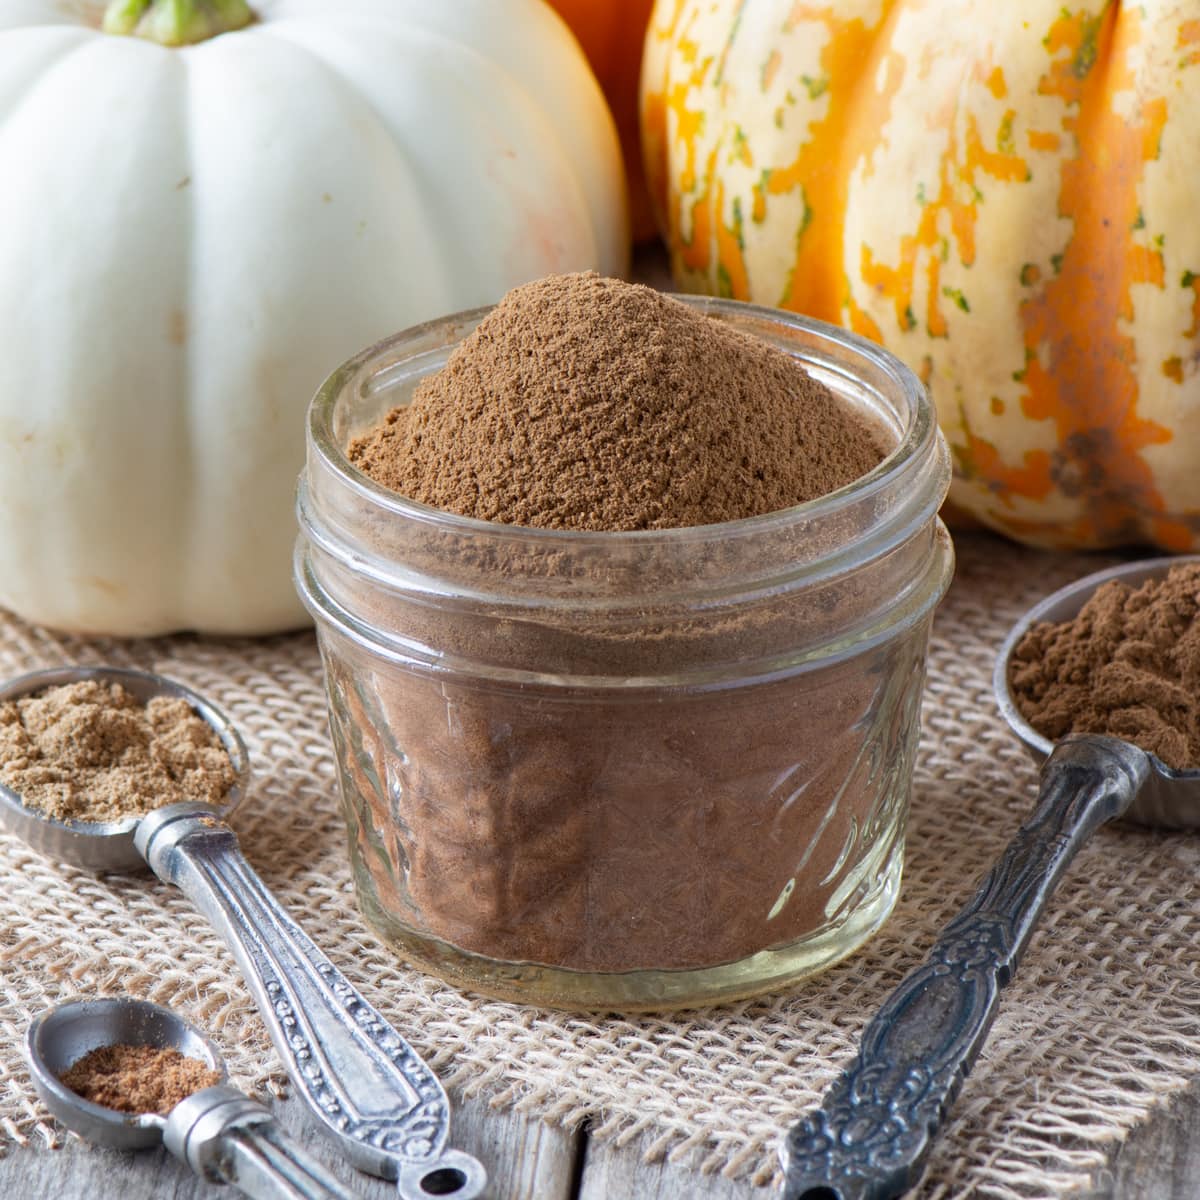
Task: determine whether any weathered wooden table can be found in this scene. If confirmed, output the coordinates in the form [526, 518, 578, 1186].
[2, 1074, 1199, 1199]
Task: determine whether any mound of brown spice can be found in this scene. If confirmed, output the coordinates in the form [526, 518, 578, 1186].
[348, 271, 888, 529]
[59, 1043, 221, 1116]
[0, 680, 235, 823]
[1009, 562, 1200, 770]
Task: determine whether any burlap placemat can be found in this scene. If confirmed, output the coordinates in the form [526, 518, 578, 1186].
[1, 530, 1197, 1197]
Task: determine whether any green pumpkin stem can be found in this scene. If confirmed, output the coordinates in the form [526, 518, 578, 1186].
[102, 0, 252, 45]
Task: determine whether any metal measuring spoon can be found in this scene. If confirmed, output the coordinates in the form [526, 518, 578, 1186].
[27, 996, 363, 1199]
[0, 666, 486, 1200]
[779, 555, 1200, 1200]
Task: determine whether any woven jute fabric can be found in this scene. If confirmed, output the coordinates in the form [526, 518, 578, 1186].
[1, 531, 1198, 1197]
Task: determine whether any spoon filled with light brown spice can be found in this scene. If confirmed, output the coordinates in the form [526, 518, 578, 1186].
[781, 555, 1200, 1200]
[0, 665, 486, 1200]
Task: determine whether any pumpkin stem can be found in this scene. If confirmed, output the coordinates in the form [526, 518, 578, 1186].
[102, 0, 252, 45]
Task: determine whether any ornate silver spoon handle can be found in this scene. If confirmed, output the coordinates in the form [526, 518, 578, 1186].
[780, 735, 1149, 1200]
[136, 804, 487, 1200]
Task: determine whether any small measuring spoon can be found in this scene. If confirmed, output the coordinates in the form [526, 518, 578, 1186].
[0, 666, 486, 1200]
[779, 555, 1200, 1200]
[27, 996, 363, 1199]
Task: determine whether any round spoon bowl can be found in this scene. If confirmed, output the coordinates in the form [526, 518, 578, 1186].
[0, 665, 250, 872]
[26, 997, 227, 1152]
[993, 554, 1200, 830]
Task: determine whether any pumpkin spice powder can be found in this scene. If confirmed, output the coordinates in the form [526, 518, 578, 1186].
[350, 271, 885, 530]
[326, 272, 921, 981]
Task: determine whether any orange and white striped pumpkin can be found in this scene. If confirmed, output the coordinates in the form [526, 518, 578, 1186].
[643, 0, 1200, 549]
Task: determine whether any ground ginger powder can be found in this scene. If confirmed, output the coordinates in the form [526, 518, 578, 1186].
[349, 271, 887, 527]
[0, 680, 235, 822]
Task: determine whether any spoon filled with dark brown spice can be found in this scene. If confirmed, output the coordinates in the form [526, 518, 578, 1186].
[27, 996, 363, 1199]
[0, 665, 486, 1200]
[780, 555, 1200, 1200]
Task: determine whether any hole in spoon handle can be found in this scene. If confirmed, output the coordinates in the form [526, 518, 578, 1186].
[396, 1149, 488, 1200]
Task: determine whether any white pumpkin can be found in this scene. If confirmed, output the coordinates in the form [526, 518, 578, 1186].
[0, 0, 628, 635]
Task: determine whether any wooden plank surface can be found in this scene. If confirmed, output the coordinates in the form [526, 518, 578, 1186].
[7, 1084, 1200, 1195]
[1078, 1076, 1200, 1200]
[576, 1132, 764, 1200]
[0, 1089, 579, 1200]
[4, 1073, 1200, 1197]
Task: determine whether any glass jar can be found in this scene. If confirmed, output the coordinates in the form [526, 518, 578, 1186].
[295, 298, 953, 1011]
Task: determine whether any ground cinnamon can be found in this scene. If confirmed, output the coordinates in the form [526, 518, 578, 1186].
[59, 1043, 221, 1115]
[349, 271, 887, 528]
[0, 680, 235, 822]
[1010, 562, 1200, 770]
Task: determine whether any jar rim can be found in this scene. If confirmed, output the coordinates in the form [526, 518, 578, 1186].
[306, 295, 938, 548]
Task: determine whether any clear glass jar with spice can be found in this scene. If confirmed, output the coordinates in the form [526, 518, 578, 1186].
[295, 299, 954, 1011]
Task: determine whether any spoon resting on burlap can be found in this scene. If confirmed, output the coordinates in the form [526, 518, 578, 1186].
[0, 665, 485, 1200]
[779, 555, 1200, 1200]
